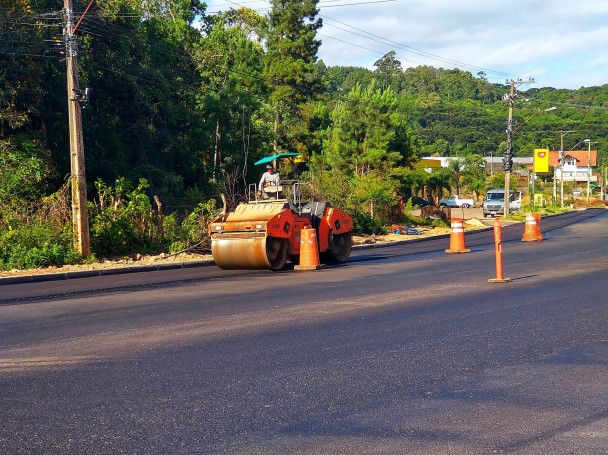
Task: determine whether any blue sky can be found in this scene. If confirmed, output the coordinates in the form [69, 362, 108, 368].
[203, 0, 608, 90]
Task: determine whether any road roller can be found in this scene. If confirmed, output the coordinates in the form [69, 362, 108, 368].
[208, 183, 354, 270]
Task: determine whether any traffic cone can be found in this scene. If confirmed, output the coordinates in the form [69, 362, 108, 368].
[489, 217, 512, 283]
[522, 212, 543, 242]
[445, 218, 471, 253]
[294, 226, 324, 271]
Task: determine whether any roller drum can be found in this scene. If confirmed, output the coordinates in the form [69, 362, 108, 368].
[211, 234, 288, 270]
[324, 231, 353, 262]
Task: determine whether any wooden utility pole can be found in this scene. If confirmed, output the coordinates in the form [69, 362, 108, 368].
[503, 77, 534, 217]
[503, 80, 515, 217]
[64, 0, 90, 256]
[557, 130, 574, 208]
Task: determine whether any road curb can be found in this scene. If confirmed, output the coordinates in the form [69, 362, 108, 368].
[0, 225, 503, 286]
[0, 260, 215, 286]
[3, 234, 458, 285]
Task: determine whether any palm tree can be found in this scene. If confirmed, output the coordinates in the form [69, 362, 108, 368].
[461, 154, 486, 201]
[447, 158, 465, 195]
[426, 168, 453, 204]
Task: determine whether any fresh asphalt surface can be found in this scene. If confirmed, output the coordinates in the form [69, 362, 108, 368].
[1, 209, 607, 454]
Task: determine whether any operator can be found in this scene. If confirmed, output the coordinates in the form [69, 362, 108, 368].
[258, 163, 280, 198]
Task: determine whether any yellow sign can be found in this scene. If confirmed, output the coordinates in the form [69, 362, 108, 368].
[534, 148, 549, 173]
[419, 158, 442, 169]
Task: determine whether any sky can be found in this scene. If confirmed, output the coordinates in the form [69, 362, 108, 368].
[203, 0, 608, 90]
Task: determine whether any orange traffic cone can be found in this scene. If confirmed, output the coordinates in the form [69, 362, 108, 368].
[522, 212, 543, 242]
[445, 218, 471, 254]
[488, 217, 512, 283]
[294, 226, 324, 271]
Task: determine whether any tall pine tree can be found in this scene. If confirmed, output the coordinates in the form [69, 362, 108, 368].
[263, 0, 324, 154]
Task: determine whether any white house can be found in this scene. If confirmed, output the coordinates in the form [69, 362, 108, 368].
[549, 150, 597, 184]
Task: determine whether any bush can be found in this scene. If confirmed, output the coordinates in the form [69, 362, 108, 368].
[0, 223, 79, 270]
[89, 178, 163, 257]
[0, 173, 253, 268]
[353, 212, 387, 235]
[169, 200, 219, 252]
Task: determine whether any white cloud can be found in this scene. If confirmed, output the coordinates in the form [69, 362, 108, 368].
[205, 0, 608, 89]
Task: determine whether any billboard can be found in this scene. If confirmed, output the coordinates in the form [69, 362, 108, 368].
[534, 148, 549, 173]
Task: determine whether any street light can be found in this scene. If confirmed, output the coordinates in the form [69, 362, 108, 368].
[513, 106, 557, 134]
[557, 131, 575, 207]
[583, 139, 597, 206]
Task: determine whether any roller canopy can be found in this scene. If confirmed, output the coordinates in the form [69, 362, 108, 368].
[254, 153, 301, 165]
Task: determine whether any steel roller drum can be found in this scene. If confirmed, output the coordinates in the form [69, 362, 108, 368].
[211, 234, 288, 270]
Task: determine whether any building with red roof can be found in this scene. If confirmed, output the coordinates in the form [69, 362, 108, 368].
[549, 149, 598, 184]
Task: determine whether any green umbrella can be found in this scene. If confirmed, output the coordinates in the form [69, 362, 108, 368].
[254, 152, 301, 165]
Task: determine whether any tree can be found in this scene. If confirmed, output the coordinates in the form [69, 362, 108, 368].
[64, 0, 211, 198]
[447, 157, 465, 195]
[194, 8, 266, 184]
[309, 81, 413, 224]
[460, 154, 486, 200]
[426, 168, 452, 202]
[321, 81, 411, 175]
[263, 0, 325, 153]
[373, 50, 403, 92]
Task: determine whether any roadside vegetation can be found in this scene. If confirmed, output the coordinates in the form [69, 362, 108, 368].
[1, 0, 607, 270]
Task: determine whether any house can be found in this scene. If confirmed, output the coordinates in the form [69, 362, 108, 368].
[549, 150, 597, 184]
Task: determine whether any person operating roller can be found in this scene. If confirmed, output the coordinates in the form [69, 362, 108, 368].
[258, 163, 280, 198]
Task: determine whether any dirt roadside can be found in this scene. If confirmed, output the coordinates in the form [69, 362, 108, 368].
[0, 218, 490, 279]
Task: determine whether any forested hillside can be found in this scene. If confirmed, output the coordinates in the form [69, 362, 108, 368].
[1, 0, 607, 269]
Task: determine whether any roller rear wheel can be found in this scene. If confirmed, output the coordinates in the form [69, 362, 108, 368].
[323, 231, 352, 263]
[265, 237, 288, 270]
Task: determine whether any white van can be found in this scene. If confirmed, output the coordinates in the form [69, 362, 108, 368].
[483, 189, 522, 217]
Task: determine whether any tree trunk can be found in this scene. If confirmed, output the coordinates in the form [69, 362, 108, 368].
[213, 120, 221, 179]
[154, 195, 163, 239]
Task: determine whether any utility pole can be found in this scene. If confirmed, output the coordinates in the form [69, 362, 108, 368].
[584, 139, 597, 206]
[558, 130, 574, 208]
[64, 0, 90, 256]
[587, 139, 591, 206]
[502, 77, 534, 217]
[503, 81, 514, 217]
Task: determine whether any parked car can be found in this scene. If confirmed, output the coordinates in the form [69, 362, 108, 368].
[438, 195, 476, 208]
[409, 196, 429, 207]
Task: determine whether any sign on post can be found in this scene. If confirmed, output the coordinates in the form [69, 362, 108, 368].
[534, 148, 549, 173]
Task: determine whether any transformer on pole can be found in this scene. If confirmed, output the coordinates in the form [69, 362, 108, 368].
[503, 77, 534, 217]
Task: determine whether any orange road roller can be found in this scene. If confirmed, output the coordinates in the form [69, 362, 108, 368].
[208, 184, 353, 271]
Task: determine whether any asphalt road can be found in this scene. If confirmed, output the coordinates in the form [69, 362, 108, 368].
[1, 209, 607, 454]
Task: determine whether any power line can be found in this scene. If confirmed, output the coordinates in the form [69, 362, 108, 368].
[319, 14, 514, 79]
[205, 0, 395, 12]
[524, 97, 608, 111]
[206, 0, 517, 82]
[4, 4, 606, 113]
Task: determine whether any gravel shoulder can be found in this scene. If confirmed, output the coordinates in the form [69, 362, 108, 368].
[0, 218, 489, 279]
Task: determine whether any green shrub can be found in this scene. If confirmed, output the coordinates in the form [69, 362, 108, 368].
[89, 178, 163, 257]
[0, 223, 79, 270]
[353, 212, 387, 235]
[0, 174, 239, 268]
[169, 200, 219, 252]
[89, 211, 146, 257]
